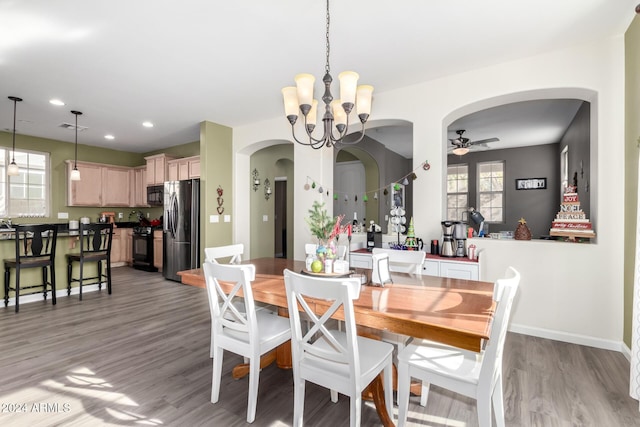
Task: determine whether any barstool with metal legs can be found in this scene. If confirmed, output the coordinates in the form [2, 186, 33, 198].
[4, 224, 59, 313]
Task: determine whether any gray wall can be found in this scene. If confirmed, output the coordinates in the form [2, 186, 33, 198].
[447, 101, 591, 239]
[449, 144, 560, 238]
[334, 136, 413, 233]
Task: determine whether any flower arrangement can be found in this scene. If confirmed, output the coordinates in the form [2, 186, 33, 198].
[305, 201, 347, 260]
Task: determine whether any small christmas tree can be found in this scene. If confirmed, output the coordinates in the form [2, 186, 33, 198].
[514, 217, 532, 240]
[405, 217, 417, 249]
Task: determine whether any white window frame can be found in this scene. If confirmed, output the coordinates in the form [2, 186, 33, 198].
[477, 160, 504, 223]
[446, 164, 469, 221]
[0, 148, 51, 218]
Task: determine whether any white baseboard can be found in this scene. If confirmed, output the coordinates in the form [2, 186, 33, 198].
[510, 323, 625, 353]
[622, 342, 632, 362]
[3, 283, 105, 308]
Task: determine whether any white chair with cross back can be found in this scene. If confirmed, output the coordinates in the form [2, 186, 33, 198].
[203, 261, 291, 423]
[205, 243, 244, 265]
[372, 247, 426, 275]
[283, 269, 394, 427]
[397, 267, 521, 427]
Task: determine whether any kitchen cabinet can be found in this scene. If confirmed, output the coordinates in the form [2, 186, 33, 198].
[349, 251, 373, 269]
[124, 228, 133, 265]
[67, 161, 103, 206]
[111, 228, 122, 265]
[167, 156, 200, 181]
[67, 161, 132, 207]
[423, 255, 480, 280]
[153, 230, 163, 272]
[132, 166, 149, 207]
[102, 167, 131, 207]
[145, 153, 176, 185]
[348, 250, 481, 280]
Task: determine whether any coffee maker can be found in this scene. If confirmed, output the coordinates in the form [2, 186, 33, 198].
[454, 222, 467, 257]
[440, 221, 457, 257]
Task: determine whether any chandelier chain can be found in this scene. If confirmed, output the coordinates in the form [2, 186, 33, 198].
[325, 0, 330, 75]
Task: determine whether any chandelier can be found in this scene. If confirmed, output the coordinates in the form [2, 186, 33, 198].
[281, 0, 373, 149]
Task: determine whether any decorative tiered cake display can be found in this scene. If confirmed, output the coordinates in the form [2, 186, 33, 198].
[549, 186, 595, 240]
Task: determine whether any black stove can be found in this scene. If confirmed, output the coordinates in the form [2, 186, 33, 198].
[133, 226, 154, 235]
[132, 226, 160, 272]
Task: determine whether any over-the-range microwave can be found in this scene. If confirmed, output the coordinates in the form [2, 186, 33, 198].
[147, 185, 164, 206]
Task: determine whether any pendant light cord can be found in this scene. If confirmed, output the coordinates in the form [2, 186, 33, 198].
[325, 0, 331, 75]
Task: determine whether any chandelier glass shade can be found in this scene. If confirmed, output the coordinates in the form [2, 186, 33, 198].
[281, 0, 373, 149]
[70, 110, 82, 181]
[7, 96, 22, 177]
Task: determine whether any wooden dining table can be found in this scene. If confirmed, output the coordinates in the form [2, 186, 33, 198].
[178, 257, 496, 426]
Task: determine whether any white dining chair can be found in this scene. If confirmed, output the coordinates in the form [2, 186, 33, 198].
[336, 244, 347, 260]
[283, 269, 394, 427]
[370, 251, 392, 286]
[372, 248, 426, 275]
[396, 267, 521, 427]
[205, 243, 244, 264]
[203, 261, 291, 423]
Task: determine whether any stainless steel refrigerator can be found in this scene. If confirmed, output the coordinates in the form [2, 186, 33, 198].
[163, 179, 200, 281]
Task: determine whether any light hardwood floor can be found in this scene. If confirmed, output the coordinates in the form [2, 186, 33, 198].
[0, 267, 638, 426]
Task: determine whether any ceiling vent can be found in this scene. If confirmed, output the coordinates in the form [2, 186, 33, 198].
[59, 122, 88, 131]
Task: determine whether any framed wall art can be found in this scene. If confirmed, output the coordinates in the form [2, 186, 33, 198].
[515, 177, 547, 190]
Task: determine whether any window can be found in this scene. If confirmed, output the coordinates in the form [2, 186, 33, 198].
[477, 161, 504, 222]
[0, 148, 50, 217]
[446, 164, 468, 220]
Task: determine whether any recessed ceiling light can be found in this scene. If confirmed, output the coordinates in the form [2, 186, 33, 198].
[49, 99, 65, 106]
[104, 134, 115, 140]
[142, 121, 154, 128]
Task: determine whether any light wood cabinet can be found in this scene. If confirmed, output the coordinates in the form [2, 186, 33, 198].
[153, 230, 163, 271]
[167, 156, 200, 181]
[111, 228, 122, 264]
[102, 167, 131, 207]
[145, 154, 176, 185]
[67, 161, 133, 207]
[67, 161, 103, 206]
[132, 166, 148, 207]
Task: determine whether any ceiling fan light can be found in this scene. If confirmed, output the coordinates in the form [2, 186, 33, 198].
[452, 146, 470, 156]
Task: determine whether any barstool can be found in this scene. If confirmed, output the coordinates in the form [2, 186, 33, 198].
[4, 224, 59, 313]
[66, 223, 114, 300]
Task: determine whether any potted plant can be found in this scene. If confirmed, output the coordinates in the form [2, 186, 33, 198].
[305, 201, 344, 263]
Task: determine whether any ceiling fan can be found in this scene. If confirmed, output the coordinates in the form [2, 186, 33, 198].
[448, 129, 500, 155]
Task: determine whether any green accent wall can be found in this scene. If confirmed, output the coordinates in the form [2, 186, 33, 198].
[144, 140, 200, 158]
[0, 130, 156, 223]
[624, 16, 640, 348]
[249, 144, 294, 259]
[200, 121, 233, 260]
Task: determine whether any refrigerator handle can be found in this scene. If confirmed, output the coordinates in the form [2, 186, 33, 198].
[170, 192, 178, 238]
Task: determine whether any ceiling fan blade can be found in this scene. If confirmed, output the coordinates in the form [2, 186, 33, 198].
[469, 137, 499, 145]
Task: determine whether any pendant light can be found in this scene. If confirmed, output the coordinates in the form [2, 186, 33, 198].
[70, 110, 82, 181]
[7, 96, 22, 177]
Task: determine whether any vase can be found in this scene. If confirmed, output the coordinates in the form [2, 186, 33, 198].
[316, 240, 327, 261]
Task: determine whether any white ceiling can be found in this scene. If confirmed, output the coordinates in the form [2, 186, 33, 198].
[0, 0, 636, 153]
